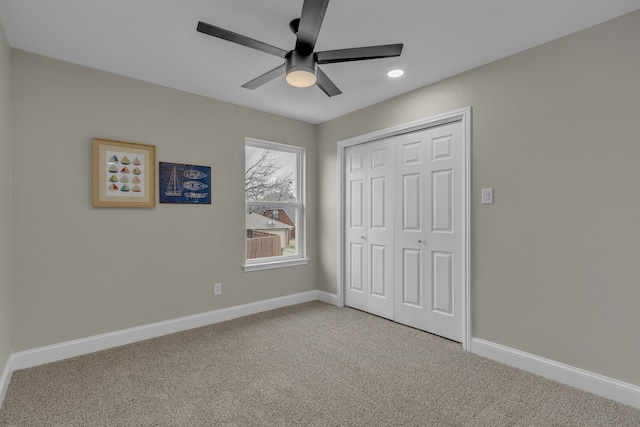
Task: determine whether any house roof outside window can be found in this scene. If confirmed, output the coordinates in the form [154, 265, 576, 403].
[246, 212, 293, 230]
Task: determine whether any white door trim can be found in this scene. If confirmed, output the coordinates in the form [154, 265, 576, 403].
[337, 107, 472, 350]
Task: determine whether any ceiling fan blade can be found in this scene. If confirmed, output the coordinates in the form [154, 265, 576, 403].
[197, 21, 288, 58]
[316, 44, 403, 64]
[241, 64, 287, 90]
[315, 67, 342, 97]
[295, 0, 329, 55]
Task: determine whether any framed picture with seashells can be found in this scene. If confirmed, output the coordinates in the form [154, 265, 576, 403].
[92, 138, 156, 207]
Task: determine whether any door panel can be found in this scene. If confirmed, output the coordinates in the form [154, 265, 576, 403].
[349, 243, 364, 292]
[432, 135, 453, 160]
[371, 148, 387, 169]
[402, 248, 422, 307]
[370, 245, 387, 297]
[371, 177, 386, 229]
[349, 180, 364, 228]
[403, 174, 421, 231]
[403, 141, 422, 164]
[432, 251, 453, 314]
[432, 170, 452, 232]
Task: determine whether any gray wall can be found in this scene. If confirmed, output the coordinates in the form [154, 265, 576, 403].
[318, 10, 640, 387]
[0, 20, 12, 374]
[10, 50, 317, 351]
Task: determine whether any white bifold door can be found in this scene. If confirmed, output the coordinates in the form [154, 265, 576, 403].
[344, 121, 464, 342]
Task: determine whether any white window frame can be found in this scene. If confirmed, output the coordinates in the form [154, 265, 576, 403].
[243, 138, 308, 272]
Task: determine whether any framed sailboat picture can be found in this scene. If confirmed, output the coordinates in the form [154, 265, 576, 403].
[92, 138, 156, 208]
[159, 162, 211, 204]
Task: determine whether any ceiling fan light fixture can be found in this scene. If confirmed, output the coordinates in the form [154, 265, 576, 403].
[286, 68, 317, 88]
[285, 51, 317, 88]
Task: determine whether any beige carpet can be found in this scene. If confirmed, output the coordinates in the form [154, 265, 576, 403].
[1, 301, 639, 426]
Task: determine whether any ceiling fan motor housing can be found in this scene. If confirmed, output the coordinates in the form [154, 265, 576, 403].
[285, 51, 317, 87]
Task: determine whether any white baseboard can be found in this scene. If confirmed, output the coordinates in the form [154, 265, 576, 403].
[9, 290, 326, 372]
[471, 338, 640, 409]
[0, 354, 12, 408]
[316, 291, 338, 305]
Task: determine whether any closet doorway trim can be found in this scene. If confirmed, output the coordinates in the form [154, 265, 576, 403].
[336, 107, 472, 350]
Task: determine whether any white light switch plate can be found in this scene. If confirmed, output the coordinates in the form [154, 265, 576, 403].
[482, 188, 493, 204]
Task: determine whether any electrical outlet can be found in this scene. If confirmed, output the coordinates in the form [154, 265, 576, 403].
[213, 282, 222, 296]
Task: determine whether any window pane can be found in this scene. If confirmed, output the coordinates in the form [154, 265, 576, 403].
[244, 139, 304, 268]
[245, 146, 297, 202]
[245, 206, 298, 259]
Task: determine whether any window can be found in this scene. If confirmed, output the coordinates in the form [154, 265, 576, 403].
[244, 138, 307, 271]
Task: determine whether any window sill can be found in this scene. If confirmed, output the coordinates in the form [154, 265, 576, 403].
[243, 258, 310, 272]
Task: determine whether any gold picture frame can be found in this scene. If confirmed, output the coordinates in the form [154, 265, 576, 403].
[92, 138, 156, 208]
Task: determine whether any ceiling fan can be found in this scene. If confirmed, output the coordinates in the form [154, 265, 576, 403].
[196, 0, 403, 97]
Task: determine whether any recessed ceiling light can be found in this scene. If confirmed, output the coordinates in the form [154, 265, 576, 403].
[388, 69, 404, 78]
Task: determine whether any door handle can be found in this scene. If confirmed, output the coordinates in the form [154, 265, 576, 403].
[418, 239, 425, 244]
[360, 236, 367, 240]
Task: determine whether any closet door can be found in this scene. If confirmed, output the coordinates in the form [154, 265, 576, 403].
[344, 139, 394, 320]
[344, 143, 368, 313]
[394, 123, 463, 342]
[393, 131, 428, 330]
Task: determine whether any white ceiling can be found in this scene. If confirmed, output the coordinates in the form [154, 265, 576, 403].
[1, 0, 639, 124]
